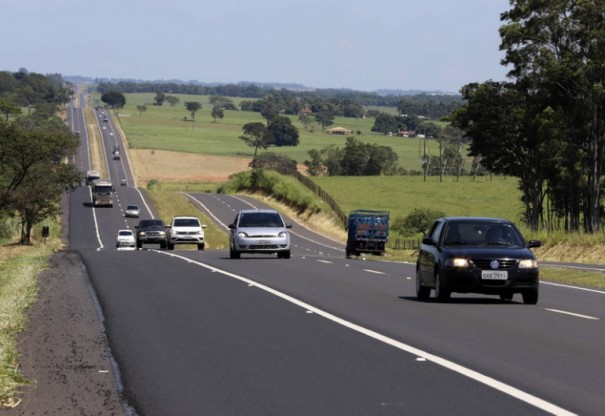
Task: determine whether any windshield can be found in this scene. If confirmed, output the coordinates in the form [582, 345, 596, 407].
[174, 218, 200, 227]
[443, 221, 524, 247]
[93, 185, 112, 194]
[239, 212, 284, 228]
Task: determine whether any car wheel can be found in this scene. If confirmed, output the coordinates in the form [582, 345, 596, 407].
[499, 292, 514, 302]
[167, 242, 174, 250]
[434, 271, 450, 302]
[522, 288, 539, 305]
[281, 250, 291, 259]
[197, 243, 205, 251]
[160, 241, 167, 250]
[230, 248, 240, 259]
[416, 269, 431, 300]
[136, 240, 142, 249]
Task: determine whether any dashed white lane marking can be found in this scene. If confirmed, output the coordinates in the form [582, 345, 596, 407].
[363, 269, 386, 275]
[545, 308, 599, 320]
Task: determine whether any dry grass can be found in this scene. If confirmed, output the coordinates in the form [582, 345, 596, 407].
[130, 149, 251, 187]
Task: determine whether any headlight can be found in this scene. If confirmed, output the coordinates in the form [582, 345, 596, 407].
[278, 231, 288, 238]
[518, 259, 538, 269]
[159, 231, 166, 237]
[445, 258, 469, 267]
[238, 232, 248, 238]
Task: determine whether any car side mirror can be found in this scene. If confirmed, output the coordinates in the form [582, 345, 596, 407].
[528, 240, 541, 248]
[422, 236, 435, 246]
[202, 224, 207, 228]
[228, 224, 235, 229]
[286, 224, 292, 229]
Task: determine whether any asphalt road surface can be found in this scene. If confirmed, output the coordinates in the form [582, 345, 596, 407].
[10, 94, 605, 415]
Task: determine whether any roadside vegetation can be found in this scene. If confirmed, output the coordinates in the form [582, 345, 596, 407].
[0, 218, 61, 408]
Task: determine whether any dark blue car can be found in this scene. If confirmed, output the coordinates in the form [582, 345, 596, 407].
[416, 217, 541, 304]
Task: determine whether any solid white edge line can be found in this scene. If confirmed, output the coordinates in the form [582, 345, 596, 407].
[542, 281, 605, 295]
[545, 308, 599, 320]
[89, 186, 104, 251]
[156, 250, 575, 416]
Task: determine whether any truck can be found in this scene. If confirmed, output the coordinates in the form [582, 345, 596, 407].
[86, 170, 101, 185]
[90, 179, 114, 207]
[345, 210, 389, 257]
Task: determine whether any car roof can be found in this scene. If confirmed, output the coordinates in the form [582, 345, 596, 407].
[238, 209, 279, 214]
[118, 229, 133, 233]
[441, 216, 512, 223]
[127, 205, 138, 209]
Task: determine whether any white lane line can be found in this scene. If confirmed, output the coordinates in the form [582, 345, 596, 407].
[317, 260, 333, 264]
[545, 308, 599, 320]
[89, 187, 104, 251]
[156, 250, 575, 416]
[183, 193, 230, 230]
[542, 281, 605, 295]
[363, 269, 386, 275]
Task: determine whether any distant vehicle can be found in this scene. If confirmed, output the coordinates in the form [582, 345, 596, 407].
[167, 216, 206, 250]
[345, 210, 389, 257]
[116, 229, 135, 249]
[135, 219, 167, 249]
[120, 179, 127, 186]
[228, 209, 291, 259]
[113, 151, 120, 160]
[86, 170, 101, 186]
[113, 144, 119, 153]
[124, 205, 140, 218]
[90, 180, 114, 207]
[103, 117, 108, 122]
[416, 216, 541, 304]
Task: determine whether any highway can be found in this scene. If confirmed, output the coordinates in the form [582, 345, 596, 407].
[65, 94, 605, 415]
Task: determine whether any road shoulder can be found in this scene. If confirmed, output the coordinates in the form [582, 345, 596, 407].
[5, 250, 124, 415]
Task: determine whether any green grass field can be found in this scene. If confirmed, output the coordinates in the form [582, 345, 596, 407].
[110, 93, 436, 171]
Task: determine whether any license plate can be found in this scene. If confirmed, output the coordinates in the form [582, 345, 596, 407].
[257, 240, 270, 245]
[481, 270, 508, 280]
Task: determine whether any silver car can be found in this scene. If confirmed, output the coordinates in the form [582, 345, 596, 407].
[124, 205, 140, 218]
[229, 209, 292, 259]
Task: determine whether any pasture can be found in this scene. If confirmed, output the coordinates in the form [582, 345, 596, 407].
[111, 93, 447, 172]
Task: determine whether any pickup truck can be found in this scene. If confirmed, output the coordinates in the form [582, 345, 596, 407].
[345, 210, 389, 257]
[135, 219, 167, 249]
[167, 216, 207, 250]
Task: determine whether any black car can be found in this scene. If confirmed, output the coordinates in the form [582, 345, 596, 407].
[416, 217, 541, 304]
[135, 219, 167, 249]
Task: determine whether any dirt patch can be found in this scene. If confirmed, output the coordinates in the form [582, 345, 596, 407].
[4, 251, 124, 415]
[129, 149, 251, 186]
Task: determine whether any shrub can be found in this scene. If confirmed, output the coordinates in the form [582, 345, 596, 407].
[392, 208, 445, 236]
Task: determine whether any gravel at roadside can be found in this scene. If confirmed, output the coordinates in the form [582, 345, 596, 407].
[4, 250, 124, 415]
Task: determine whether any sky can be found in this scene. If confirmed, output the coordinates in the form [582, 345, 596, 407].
[0, 0, 512, 93]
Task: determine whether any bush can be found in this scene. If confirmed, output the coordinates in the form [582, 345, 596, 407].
[392, 208, 445, 237]
[218, 169, 321, 214]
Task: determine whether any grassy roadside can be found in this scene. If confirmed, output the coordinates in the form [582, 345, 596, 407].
[0, 222, 62, 408]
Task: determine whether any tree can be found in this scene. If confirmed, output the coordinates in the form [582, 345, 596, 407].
[137, 105, 147, 117]
[239, 122, 273, 156]
[315, 111, 335, 131]
[184, 101, 202, 129]
[450, 0, 605, 232]
[100, 90, 126, 109]
[266, 116, 299, 147]
[211, 104, 224, 123]
[0, 98, 21, 121]
[304, 149, 325, 176]
[165, 95, 180, 106]
[153, 91, 165, 106]
[13, 161, 80, 244]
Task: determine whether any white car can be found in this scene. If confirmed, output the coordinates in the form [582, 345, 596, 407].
[116, 229, 136, 249]
[167, 216, 206, 250]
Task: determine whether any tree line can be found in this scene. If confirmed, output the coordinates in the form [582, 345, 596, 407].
[0, 69, 81, 244]
[448, 0, 605, 233]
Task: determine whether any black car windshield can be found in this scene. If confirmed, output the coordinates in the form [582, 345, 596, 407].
[142, 220, 163, 227]
[443, 221, 524, 247]
[239, 212, 284, 227]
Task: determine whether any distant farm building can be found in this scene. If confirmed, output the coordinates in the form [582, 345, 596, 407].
[327, 127, 352, 135]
